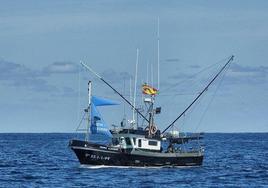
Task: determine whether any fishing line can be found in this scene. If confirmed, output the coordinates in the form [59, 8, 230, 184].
[161, 56, 230, 94]
[163, 59, 225, 132]
[160, 56, 231, 112]
[179, 88, 206, 132]
[194, 62, 231, 133]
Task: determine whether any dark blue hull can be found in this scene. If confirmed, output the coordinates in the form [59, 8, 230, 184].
[69, 140, 203, 167]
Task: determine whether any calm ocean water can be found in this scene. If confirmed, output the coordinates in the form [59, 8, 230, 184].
[0, 133, 267, 187]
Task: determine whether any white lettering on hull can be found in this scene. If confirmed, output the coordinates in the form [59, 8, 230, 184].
[85, 153, 110, 161]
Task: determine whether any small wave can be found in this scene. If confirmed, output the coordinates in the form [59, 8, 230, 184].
[79, 164, 199, 169]
[22, 175, 39, 180]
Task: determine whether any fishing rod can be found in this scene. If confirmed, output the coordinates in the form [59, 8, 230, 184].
[162, 55, 234, 134]
[81, 62, 150, 123]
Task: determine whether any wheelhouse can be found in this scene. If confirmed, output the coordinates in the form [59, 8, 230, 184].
[111, 129, 161, 152]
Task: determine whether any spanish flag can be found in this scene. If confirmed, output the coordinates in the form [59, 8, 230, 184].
[142, 84, 158, 95]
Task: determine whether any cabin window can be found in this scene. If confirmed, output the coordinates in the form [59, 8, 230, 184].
[112, 138, 119, 145]
[138, 139, 142, 147]
[133, 137, 136, 145]
[125, 137, 132, 146]
[148, 141, 158, 146]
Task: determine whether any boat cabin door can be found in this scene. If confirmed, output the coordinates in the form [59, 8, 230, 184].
[119, 137, 126, 149]
[119, 136, 134, 153]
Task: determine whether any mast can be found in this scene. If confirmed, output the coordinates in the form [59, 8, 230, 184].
[122, 78, 126, 128]
[81, 62, 150, 123]
[148, 95, 155, 137]
[86, 81, 92, 141]
[132, 48, 139, 129]
[129, 77, 132, 108]
[162, 55, 234, 134]
[157, 17, 160, 90]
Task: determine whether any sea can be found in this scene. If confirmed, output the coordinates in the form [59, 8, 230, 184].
[0, 133, 267, 188]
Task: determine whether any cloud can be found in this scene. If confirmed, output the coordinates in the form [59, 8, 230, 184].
[225, 63, 268, 85]
[0, 59, 37, 79]
[0, 59, 83, 98]
[61, 86, 77, 97]
[100, 69, 132, 84]
[168, 63, 268, 86]
[230, 63, 268, 74]
[0, 59, 131, 97]
[161, 63, 268, 95]
[0, 59, 57, 92]
[168, 72, 193, 80]
[0, 59, 82, 94]
[42, 62, 79, 74]
[164, 58, 180, 63]
[49, 86, 77, 98]
[189, 65, 201, 69]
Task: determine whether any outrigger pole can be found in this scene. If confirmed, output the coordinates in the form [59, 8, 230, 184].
[81, 62, 150, 124]
[162, 55, 234, 134]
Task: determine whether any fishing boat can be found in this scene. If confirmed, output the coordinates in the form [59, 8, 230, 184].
[69, 55, 234, 167]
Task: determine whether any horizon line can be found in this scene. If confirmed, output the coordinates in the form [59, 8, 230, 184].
[0, 131, 267, 134]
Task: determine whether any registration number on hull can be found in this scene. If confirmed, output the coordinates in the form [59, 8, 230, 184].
[85, 153, 110, 161]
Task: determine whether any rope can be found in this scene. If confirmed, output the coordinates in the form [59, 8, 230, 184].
[158, 57, 231, 120]
[162, 55, 233, 134]
[194, 62, 231, 132]
[76, 112, 86, 132]
[161, 56, 230, 94]
[77, 65, 81, 125]
[165, 64, 217, 132]
[180, 89, 206, 131]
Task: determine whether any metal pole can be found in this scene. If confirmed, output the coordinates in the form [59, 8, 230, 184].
[86, 81, 92, 142]
[133, 48, 139, 129]
[157, 17, 160, 90]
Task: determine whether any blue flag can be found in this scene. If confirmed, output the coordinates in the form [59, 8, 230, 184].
[90, 96, 118, 137]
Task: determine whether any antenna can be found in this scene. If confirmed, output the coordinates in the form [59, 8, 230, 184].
[151, 63, 154, 87]
[129, 77, 132, 106]
[157, 17, 160, 90]
[123, 78, 126, 116]
[122, 78, 126, 127]
[129, 77, 133, 127]
[146, 62, 149, 84]
[132, 48, 139, 129]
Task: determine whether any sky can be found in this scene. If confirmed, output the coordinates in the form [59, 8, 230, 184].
[0, 0, 267, 133]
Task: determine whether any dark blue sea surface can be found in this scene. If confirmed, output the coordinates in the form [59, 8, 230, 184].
[0, 133, 267, 187]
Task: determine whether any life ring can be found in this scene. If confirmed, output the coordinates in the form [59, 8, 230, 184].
[150, 125, 157, 135]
